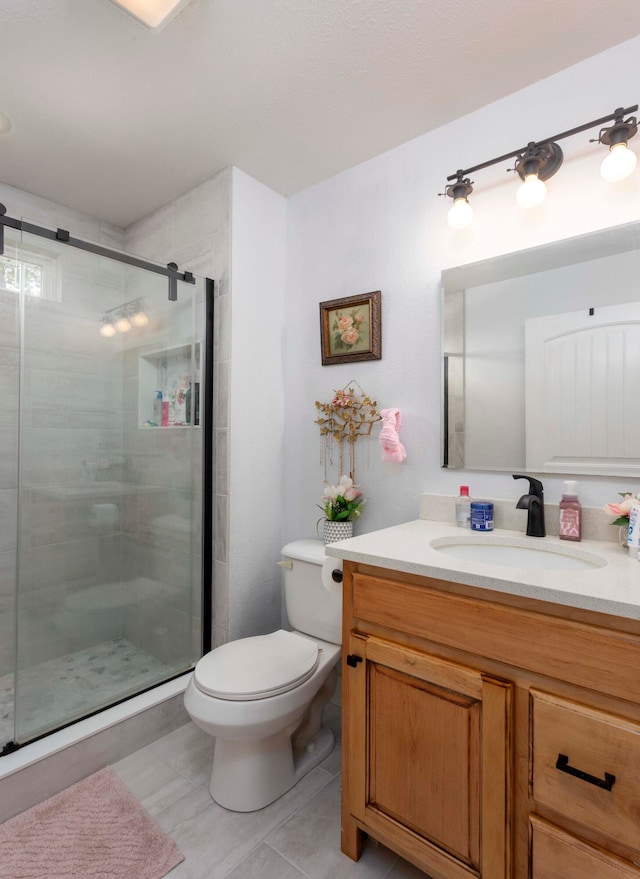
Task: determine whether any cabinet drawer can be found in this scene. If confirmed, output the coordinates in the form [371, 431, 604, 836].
[349, 571, 640, 705]
[530, 815, 640, 879]
[531, 689, 640, 852]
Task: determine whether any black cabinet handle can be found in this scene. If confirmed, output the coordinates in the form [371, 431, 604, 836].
[555, 753, 616, 791]
[331, 569, 343, 583]
[346, 654, 363, 667]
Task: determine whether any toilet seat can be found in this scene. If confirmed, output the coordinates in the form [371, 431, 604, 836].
[194, 630, 320, 701]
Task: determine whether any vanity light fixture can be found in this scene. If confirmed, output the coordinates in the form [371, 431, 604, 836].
[99, 297, 147, 337]
[445, 175, 474, 230]
[107, 0, 193, 31]
[99, 318, 117, 338]
[441, 104, 638, 228]
[514, 142, 563, 208]
[131, 309, 149, 327]
[593, 109, 638, 182]
[114, 315, 132, 333]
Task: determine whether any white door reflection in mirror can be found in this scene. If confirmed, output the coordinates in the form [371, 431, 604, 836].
[525, 303, 640, 475]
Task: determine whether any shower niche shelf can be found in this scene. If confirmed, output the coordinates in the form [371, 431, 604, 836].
[138, 341, 201, 429]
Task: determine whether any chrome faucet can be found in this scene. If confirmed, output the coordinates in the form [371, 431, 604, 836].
[513, 474, 546, 538]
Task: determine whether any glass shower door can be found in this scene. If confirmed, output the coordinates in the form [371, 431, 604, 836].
[14, 227, 203, 744]
[0, 225, 21, 750]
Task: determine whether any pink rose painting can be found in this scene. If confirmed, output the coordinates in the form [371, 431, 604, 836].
[341, 326, 360, 346]
[331, 308, 366, 352]
[319, 291, 381, 365]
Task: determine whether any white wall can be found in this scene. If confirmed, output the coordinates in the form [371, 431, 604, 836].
[229, 168, 287, 638]
[284, 34, 640, 538]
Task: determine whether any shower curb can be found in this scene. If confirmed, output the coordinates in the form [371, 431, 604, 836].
[0, 676, 191, 824]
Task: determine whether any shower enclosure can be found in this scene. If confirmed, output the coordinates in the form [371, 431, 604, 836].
[0, 207, 212, 752]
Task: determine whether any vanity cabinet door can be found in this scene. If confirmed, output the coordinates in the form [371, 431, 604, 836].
[344, 633, 513, 879]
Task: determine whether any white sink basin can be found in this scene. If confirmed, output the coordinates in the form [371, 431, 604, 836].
[430, 536, 606, 571]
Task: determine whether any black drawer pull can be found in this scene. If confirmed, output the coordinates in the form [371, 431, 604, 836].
[346, 654, 363, 667]
[555, 753, 616, 791]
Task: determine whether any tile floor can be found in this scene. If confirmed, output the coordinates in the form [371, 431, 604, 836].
[112, 705, 430, 879]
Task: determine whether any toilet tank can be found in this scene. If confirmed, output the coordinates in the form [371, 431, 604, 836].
[281, 539, 342, 645]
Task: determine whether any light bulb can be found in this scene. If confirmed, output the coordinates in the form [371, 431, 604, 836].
[131, 311, 149, 327]
[115, 316, 132, 333]
[99, 322, 116, 338]
[600, 142, 637, 182]
[447, 197, 474, 230]
[516, 173, 547, 208]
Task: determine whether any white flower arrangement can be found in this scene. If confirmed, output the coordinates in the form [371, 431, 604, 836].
[318, 475, 366, 522]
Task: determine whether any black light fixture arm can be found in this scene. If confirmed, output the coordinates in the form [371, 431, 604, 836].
[446, 104, 638, 182]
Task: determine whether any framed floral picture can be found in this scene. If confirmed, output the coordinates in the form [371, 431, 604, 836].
[319, 291, 382, 365]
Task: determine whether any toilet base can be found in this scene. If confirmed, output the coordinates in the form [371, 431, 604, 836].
[210, 724, 335, 812]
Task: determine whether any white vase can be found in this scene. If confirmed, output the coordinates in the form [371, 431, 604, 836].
[619, 524, 630, 547]
[323, 520, 354, 545]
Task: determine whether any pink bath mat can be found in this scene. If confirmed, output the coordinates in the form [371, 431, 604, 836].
[0, 766, 183, 878]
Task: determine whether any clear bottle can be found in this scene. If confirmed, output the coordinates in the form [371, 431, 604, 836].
[559, 480, 582, 541]
[455, 485, 471, 528]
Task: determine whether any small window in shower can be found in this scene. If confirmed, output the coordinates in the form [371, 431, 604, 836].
[0, 247, 61, 301]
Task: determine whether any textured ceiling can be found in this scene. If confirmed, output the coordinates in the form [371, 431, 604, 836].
[1, 0, 640, 227]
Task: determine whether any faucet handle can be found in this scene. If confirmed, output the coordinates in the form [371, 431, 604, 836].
[512, 474, 544, 497]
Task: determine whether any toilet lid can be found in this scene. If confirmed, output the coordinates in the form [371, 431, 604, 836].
[194, 630, 320, 701]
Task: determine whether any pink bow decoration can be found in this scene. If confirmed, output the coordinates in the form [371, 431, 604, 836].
[379, 408, 406, 463]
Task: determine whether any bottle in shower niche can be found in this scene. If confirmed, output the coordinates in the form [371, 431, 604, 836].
[153, 391, 163, 426]
[455, 485, 471, 528]
[193, 365, 200, 426]
[559, 480, 582, 541]
[174, 376, 190, 425]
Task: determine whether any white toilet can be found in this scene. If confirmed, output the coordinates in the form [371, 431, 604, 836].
[183, 539, 342, 812]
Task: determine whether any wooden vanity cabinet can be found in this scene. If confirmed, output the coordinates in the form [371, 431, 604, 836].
[341, 563, 640, 879]
[344, 631, 512, 879]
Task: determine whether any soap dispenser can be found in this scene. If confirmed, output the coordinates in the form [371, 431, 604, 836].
[559, 481, 582, 542]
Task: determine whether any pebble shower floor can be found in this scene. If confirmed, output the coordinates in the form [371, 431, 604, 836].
[0, 637, 170, 747]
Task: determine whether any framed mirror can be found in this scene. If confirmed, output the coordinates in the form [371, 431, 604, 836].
[441, 220, 640, 477]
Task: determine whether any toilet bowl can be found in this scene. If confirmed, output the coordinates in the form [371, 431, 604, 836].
[183, 539, 343, 812]
[54, 577, 178, 641]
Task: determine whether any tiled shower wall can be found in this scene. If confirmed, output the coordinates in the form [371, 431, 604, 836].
[125, 168, 232, 649]
[117, 279, 204, 666]
[15, 244, 130, 672]
[0, 183, 126, 680]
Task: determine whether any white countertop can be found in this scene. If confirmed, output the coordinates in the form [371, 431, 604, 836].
[325, 519, 640, 620]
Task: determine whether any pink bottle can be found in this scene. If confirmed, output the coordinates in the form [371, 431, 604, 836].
[559, 481, 582, 541]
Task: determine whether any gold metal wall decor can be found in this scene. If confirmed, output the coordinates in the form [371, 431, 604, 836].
[315, 381, 381, 480]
